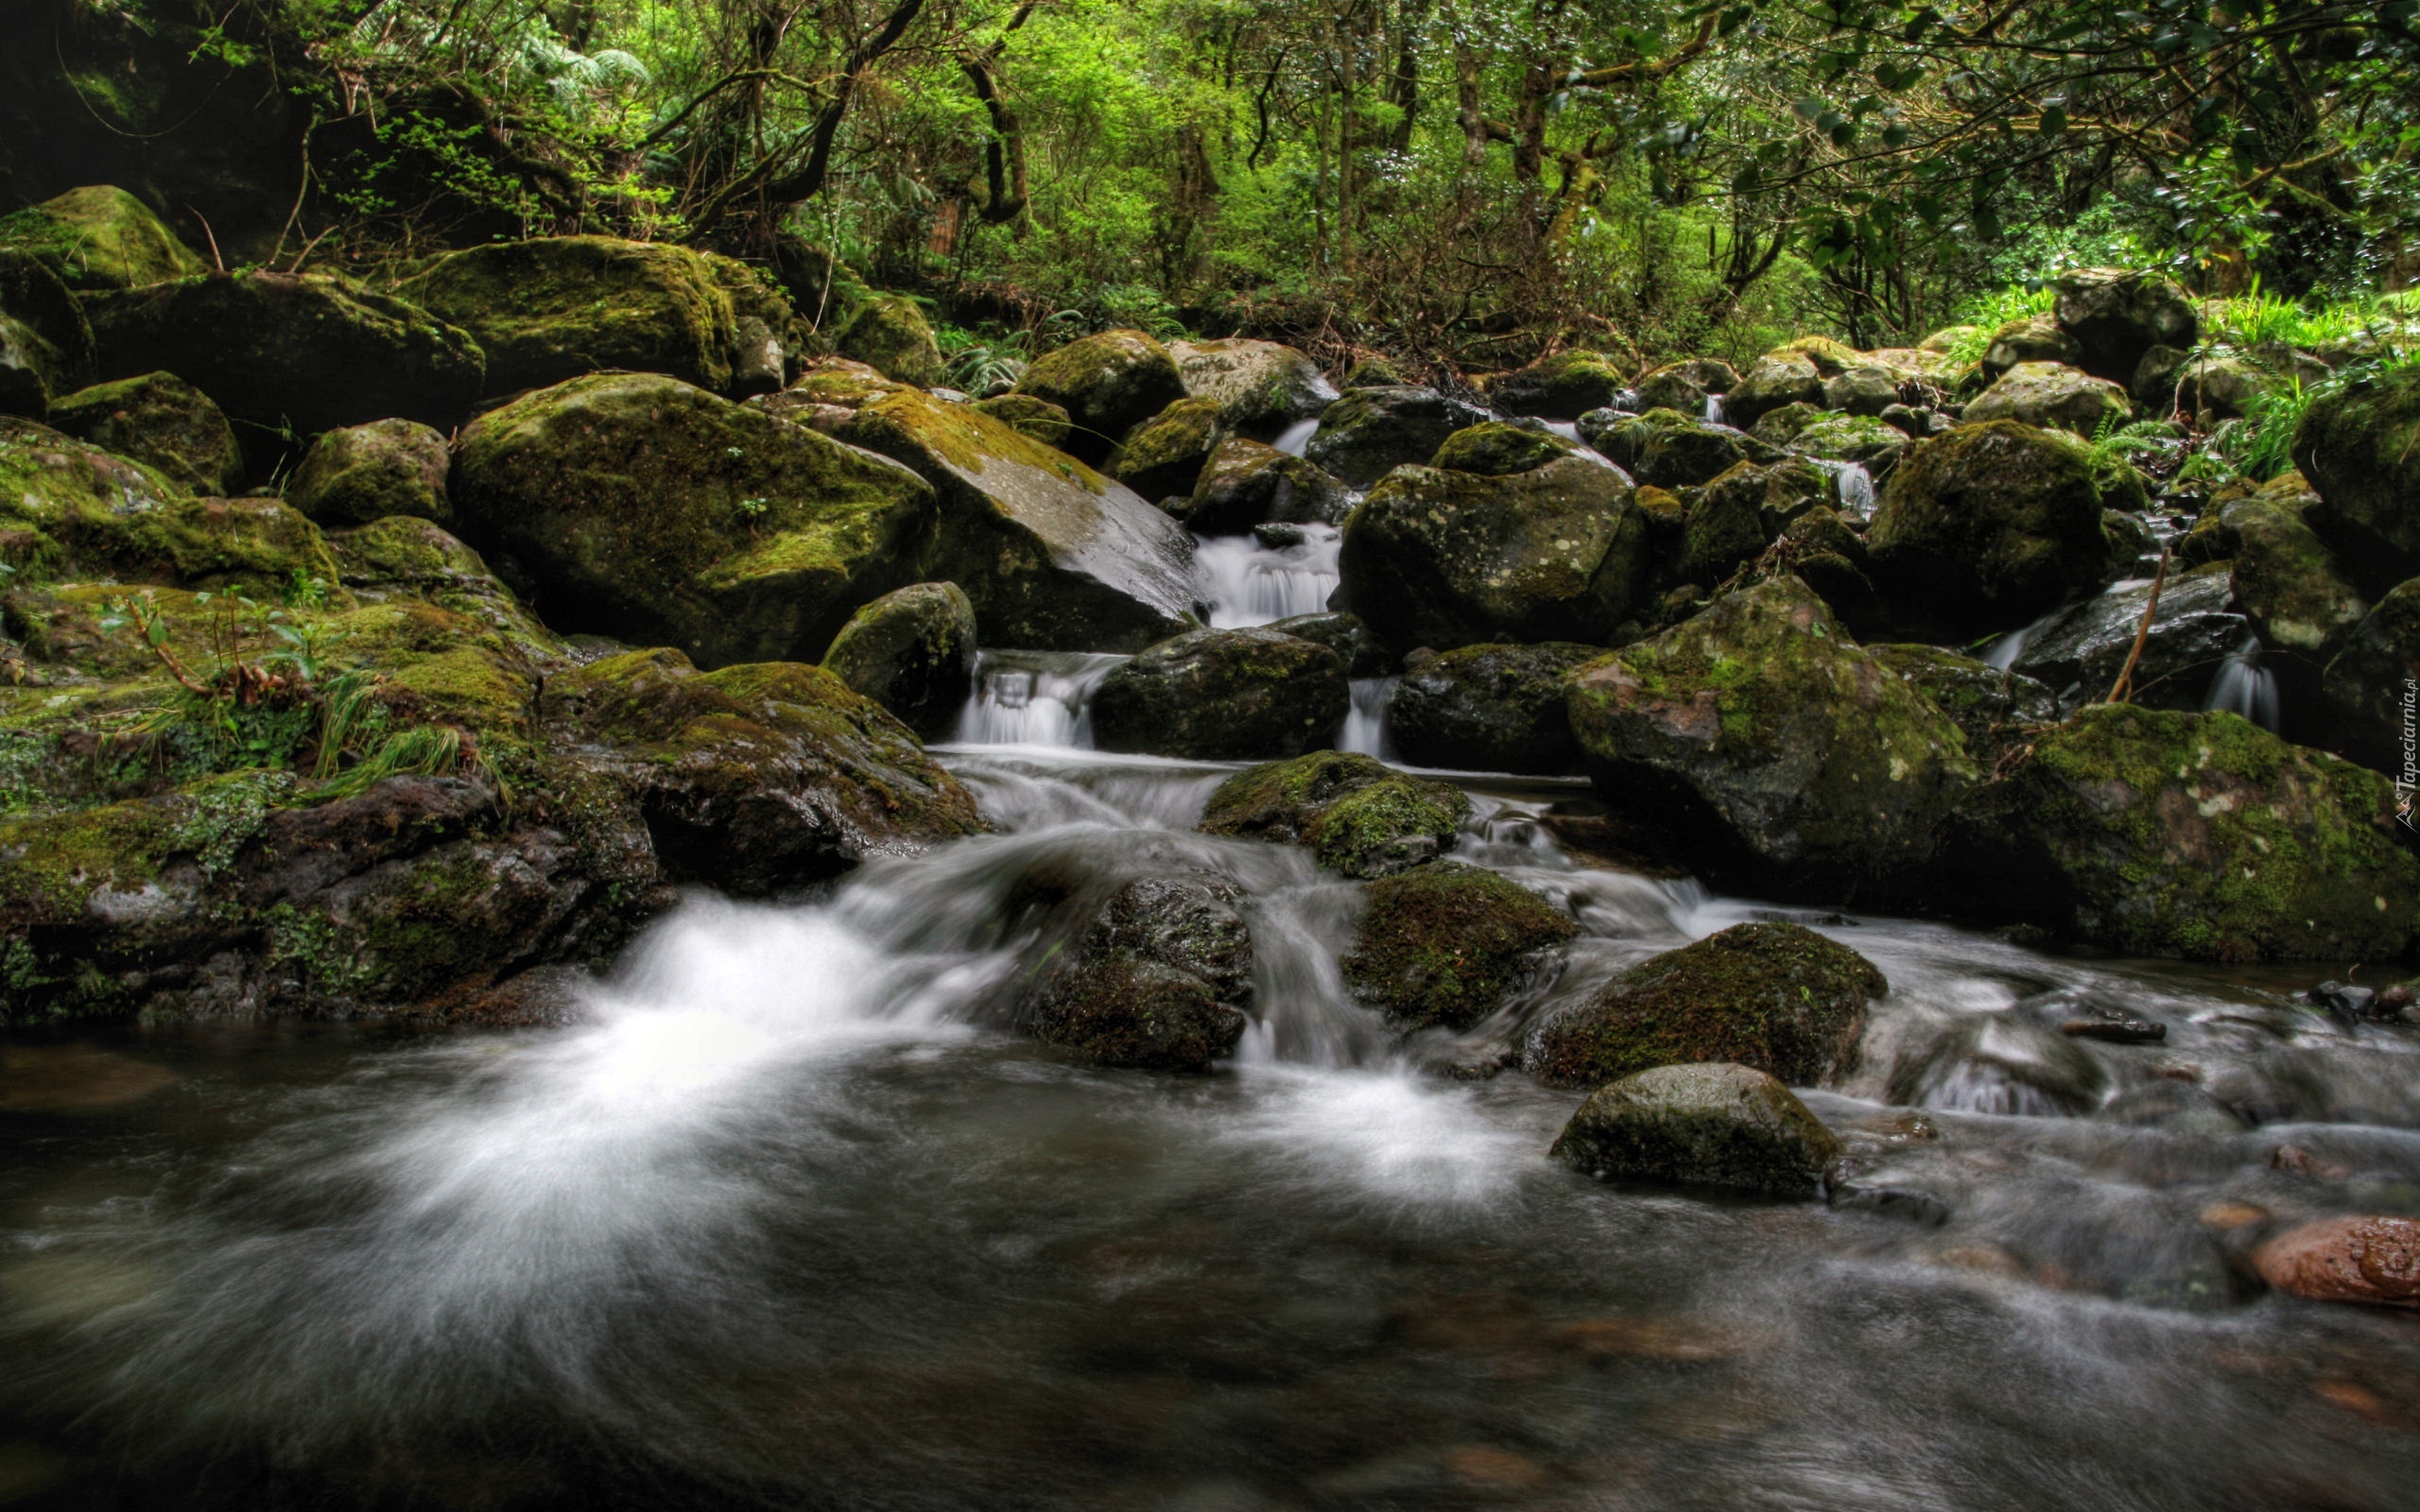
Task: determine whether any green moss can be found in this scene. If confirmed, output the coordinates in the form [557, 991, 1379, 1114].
[400, 236, 737, 395]
[0, 186, 207, 292]
[1200, 750, 1471, 879]
[837, 294, 943, 388]
[1430, 422, 1573, 476]
[45, 371, 241, 496]
[970, 393, 1072, 448]
[853, 387, 1096, 488]
[1343, 861, 1578, 1030]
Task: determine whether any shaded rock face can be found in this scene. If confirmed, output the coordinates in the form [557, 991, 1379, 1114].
[1168, 337, 1336, 437]
[1823, 365, 1902, 417]
[1681, 460, 1817, 585]
[1564, 576, 1977, 899]
[1527, 922, 1884, 1089]
[1268, 611, 1392, 677]
[1868, 644, 2060, 768]
[0, 249, 96, 417]
[1199, 750, 1471, 879]
[88, 271, 485, 437]
[1582, 407, 1783, 489]
[455, 372, 938, 668]
[400, 236, 741, 398]
[1635, 358, 1737, 415]
[1179, 436, 1351, 535]
[1486, 351, 1629, 420]
[837, 293, 942, 388]
[286, 418, 452, 528]
[1939, 703, 2419, 962]
[1343, 862, 1577, 1032]
[2320, 579, 2420, 776]
[841, 387, 1200, 652]
[1091, 627, 1347, 761]
[2294, 364, 2420, 590]
[1549, 1062, 1845, 1199]
[45, 370, 240, 495]
[1337, 432, 1647, 652]
[2011, 565, 2246, 712]
[1865, 421, 2120, 635]
[1962, 361, 2133, 436]
[1785, 414, 1908, 475]
[1982, 315, 2077, 379]
[819, 580, 978, 740]
[0, 184, 207, 292]
[1022, 875, 1252, 1072]
[1304, 386, 1490, 489]
[1013, 329, 1187, 462]
[2252, 1216, 2420, 1309]
[1386, 641, 1599, 774]
[2209, 491, 2370, 657]
[1721, 352, 1824, 429]
[2052, 268, 2199, 386]
[1111, 395, 1224, 501]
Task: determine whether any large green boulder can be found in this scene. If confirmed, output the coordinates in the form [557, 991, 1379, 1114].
[1110, 395, 1224, 501]
[1721, 352, 1825, 429]
[1582, 405, 1783, 488]
[1485, 350, 1629, 420]
[837, 293, 943, 388]
[400, 236, 739, 397]
[455, 373, 938, 668]
[1336, 424, 1648, 652]
[1177, 436, 1351, 534]
[1385, 641, 1599, 774]
[1343, 862, 1578, 1032]
[1168, 337, 1337, 437]
[819, 580, 978, 740]
[2319, 579, 2420, 777]
[840, 387, 1200, 652]
[87, 271, 485, 436]
[2294, 364, 2420, 589]
[0, 185, 207, 291]
[285, 418, 453, 528]
[1982, 315, 2078, 378]
[44, 371, 240, 495]
[2052, 267, 2199, 386]
[1304, 385, 1490, 489]
[1963, 360, 2133, 436]
[2222, 490, 2370, 657]
[1868, 644, 2059, 767]
[1564, 576, 1977, 898]
[1940, 703, 2419, 961]
[1527, 921, 1885, 1089]
[1635, 358, 1737, 415]
[1865, 421, 2122, 635]
[1091, 627, 1346, 761]
[1549, 1062, 1845, 1198]
[1012, 329, 1186, 462]
[1199, 750, 1470, 879]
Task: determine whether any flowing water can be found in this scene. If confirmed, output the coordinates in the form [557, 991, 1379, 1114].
[2204, 633, 2285, 732]
[1813, 458, 1876, 518]
[4, 747, 2417, 1511]
[1703, 393, 1726, 426]
[1272, 418, 1321, 457]
[1198, 526, 1343, 629]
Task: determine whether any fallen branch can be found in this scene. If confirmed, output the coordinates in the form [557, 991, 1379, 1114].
[2104, 545, 2169, 704]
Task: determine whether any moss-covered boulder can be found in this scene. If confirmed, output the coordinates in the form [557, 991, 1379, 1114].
[1784, 414, 1910, 475]
[1940, 703, 2419, 961]
[840, 387, 1199, 652]
[2052, 267, 2199, 386]
[2294, 363, 2420, 589]
[2318, 579, 2419, 776]
[1982, 315, 2078, 378]
[1549, 1062, 1845, 1198]
[1485, 351, 1629, 421]
[1012, 329, 1186, 462]
[1868, 644, 2059, 767]
[1110, 395, 1224, 501]
[1091, 627, 1346, 760]
[1527, 921, 1884, 1089]
[971, 392, 1071, 449]
[1822, 364, 1901, 417]
[780, 356, 910, 412]
[1385, 641, 1599, 774]
[700, 251, 798, 396]
[1963, 360, 2134, 436]
[1865, 421, 2122, 635]
[45, 371, 240, 495]
[87, 271, 485, 436]
[0, 185, 207, 292]
[0, 249, 95, 419]
[2009, 563, 2246, 711]
[0, 315, 58, 420]
[836, 293, 943, 388]
[1685, 458, 1833, 583]
[1564, 576, 1977, 898]
[1199, 750, 1470, 878]
[1582, 406, 1783, 489]
[818, 580, 978, 739]
[1168, 337, 1337, 437]
[1337, 427, 1648, 651]
[285, 418, 451, 528]
[2224, 494, 2370, 658]
[1303, 385, 1490, 489]
[1178, 436, 1351, 534]
[1721, 352, 1825, 429]
[1021, 875, 1252, 1072]
[1343, 862, 1577, 1032]
[1748, 402, 1824, 446]
[1635, 359, 1737, 415]
[543, 647, 981, 892]
[455, 373, 937, 667]
[399, 236, 738, 398]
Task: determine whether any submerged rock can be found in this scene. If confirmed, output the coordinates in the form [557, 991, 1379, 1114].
[1017, 872, 1253, 1073]
[45, 370, 240, 495]
[2252, 1216, 2420, 1308]
[1168, 337, 1336, 437]
[1527, 921, 1884, 1088]
[1199, 750, 1470, 879]
[1012, 329, 1187, 462]
[1091, 627, 1347, 761]
[1304, 385, 1490, 488]
[285, 418, 452, 528]
[1549, 1062, 1845, 1198]
[1343, 862, 1577, 1032]
[1385, 641, 1599, 774]
[818, 581, 979, 740]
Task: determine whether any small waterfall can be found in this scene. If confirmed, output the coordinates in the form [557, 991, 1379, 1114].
[1340, 676, 1399, 758]
[1271, 417, 1320, 456]
[1703, 393, 1726, 425]
[1981, 604, 2066, 672]
[2204, 634, 2281, 730]
[1541, 419, 1581, 440]
[1610, 387, 1641, 413]
[1813, 459, 1875, 517]
[1197, 525, 1341, 627]
[950, 651, 1125, 747]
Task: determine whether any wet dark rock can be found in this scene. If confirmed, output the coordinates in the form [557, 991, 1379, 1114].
[0, 249, 96, 413]
[1680, 460, 1820, 583]
[2252, 1216, 2420, 1308]
[1343, 862, 1577, 1032]
[1304, 385, 1491, 489]
[1885, 1015, 2107, 1115]
[1527, 921, 1885, 1089]
[1023, 873, 1253, 1073]
[818, 581, 978, 740]
[1549, 1062, 1846, 1198]
[1168, 337, 1336, 437]
[1091, 627, 1347, 761]
[2302, 980, 2381, 1026]
[1485, 351, 1629, 420]
[1111, 396, 1224, 501]
[2318, 578, 2419, 775]
[1384, 641, 1598, 774]
[44, 370, 240, 495]
[2052, 268, 2199, 386]
[2296, 364, 2420, 589]
[2221, 486, 2370, 657]
[2010, 563, 2246, 711]
[1634, 358, 1737, 415]
[2060, 1014, 2168, 1044]
[1582, 407, 1783, 489]
[285, 418, 451, 528]
[1866, 644, 2059, 766]
[1179, 436, 1351, 534]
[1012, 329, 1187, 463]
[1268, 610, 1392, 677]
[1827, 1170, 1953, 1225]
[1199, 750, 1470, 879]
[1748, 402, 1824, 446]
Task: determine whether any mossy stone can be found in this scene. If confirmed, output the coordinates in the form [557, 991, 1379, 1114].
[1179, 436, 1350, 534]
[0, 186, 207, 292]
[1867, 644, 2059, 767]
[971, 393, 1071, 449]
[1199, 750, 1470, 879]
[1092, 626, 1347, 761]
[1167, 337, 1337, 437]
[1344, 861, 1578, 1031]
[286, 418, 453, 528]
[1583, 407, 1782, 489]
[819, 580, 978, 739]
[1385, 641, 1599, 774]
[1636, 359, 1737, 415]
[1963, 360, 2134, 436]
[1304, 386, 1491, 489]
[1721, 352, 1824, 429]
[1550, 1062, 1845, 1198]
[1485, 351, 1629, 420]
[837, 294, 943, 388]
[45, 371, 240, 495]
[1785, 414, 1909, 474]
[2294, 363, 2420, 589]
[1110, 396, 1224, 500]
[1013, 329, 1187, 462]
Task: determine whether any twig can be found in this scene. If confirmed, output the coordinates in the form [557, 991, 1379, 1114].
[188, 207, 226, 272]
[2104, 545, 2169, 704]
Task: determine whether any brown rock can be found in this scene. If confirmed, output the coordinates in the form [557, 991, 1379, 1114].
[2253, 1216, 2420, 1307]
